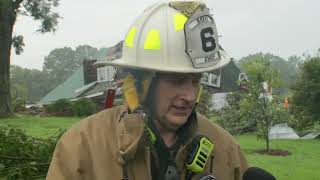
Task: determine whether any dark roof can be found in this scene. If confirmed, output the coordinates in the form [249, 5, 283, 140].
[77, 81, 112, 97]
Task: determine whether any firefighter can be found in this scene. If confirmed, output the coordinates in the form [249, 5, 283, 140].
[47, 2, 248, 180]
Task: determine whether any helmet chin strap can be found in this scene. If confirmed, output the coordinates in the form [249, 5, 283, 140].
[195, 85, 203, 106]
[122, 70, 155, 113]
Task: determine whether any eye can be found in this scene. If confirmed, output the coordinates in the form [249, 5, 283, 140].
[167, 76, 188, 84]
[158, 73, 202, 86]
[192, 75, 202, 85]
[192, 77, 201, 85]
[159, 73, 185, 83]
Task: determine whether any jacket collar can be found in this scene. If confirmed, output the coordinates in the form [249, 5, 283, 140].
[116, 106, 198, 163]
[116, 106, 144, 163]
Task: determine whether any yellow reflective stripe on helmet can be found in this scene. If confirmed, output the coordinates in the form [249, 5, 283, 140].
[125, 27, 137, 48]
[144, 29, 161, 50]
[174, 13, 188, 31]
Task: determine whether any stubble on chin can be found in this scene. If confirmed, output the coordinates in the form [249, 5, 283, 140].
[157, 114, 189, 133]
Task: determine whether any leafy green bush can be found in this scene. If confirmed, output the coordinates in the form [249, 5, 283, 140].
[72, 98, 97, 117]
[0, 127, 63, 179]
[11, 84, 28, 112]
[46, 99, 73, 116]
[291, 56, 320, 131]
[12, 99, 26, 112]
[210, 92, 256, 134]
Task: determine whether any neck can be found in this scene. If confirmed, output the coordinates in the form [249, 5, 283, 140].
[153, 120, 178, 147]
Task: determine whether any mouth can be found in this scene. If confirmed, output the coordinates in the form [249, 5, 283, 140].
[171, 105, 192, 116]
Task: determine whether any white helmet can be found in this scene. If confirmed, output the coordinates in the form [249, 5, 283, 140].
[96, 1, 230, 73]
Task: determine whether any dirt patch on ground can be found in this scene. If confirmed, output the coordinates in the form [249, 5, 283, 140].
[254, 149, 291, 156]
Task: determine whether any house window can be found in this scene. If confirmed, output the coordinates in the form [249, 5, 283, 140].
[97, 66, 115, 82]
[238, 73, 248, 82]
[201, 72, 221, 87]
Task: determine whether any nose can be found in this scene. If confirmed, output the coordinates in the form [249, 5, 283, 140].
[178, 79, 197, 102]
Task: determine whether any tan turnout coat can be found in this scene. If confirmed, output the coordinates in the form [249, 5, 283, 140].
[46, 105, 248, 180]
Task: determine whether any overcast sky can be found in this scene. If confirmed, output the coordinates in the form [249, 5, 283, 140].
[11, 0, 320, 70]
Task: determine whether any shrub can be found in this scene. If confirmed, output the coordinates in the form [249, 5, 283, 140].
[0, 127, 63, 179]
[12, 99, 26, 112]
[46, 99, 73, 116]
[72, 98, 97, 117]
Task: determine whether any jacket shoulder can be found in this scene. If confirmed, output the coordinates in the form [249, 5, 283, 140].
[52, 105, 128, 156]
[46, 106, 128, 179]
[65, 105, 127, 137]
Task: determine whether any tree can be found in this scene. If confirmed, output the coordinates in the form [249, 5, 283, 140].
[9, 45, 103, 105]
[240, 55, 282, 152]
[239, 53, 299, 95]
[42, 45, 98, 89]
[288, 55, 303, 68]
[43, 47, 77, 87]
[74, 45, 98, 62]
[11, 83, 28, 111]
[10, 65, 53, 103]
[291, 56, 320, 130]
[0, 0, 60, 117]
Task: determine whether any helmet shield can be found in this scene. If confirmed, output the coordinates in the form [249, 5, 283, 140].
[185, 6, 221, 68]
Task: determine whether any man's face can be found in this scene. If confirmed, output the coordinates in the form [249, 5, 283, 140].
[152, 73, 201, 132]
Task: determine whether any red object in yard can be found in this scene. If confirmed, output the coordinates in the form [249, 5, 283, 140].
[284, 97, 289, 109]
[104, 89, 116, 109]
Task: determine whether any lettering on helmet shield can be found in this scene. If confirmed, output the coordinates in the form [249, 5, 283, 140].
[185, 6, 220, 68]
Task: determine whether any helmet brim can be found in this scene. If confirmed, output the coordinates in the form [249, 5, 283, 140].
[95, 49, 231, 73]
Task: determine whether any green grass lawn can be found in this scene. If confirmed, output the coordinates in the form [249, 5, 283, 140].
[1, 115, 319, 179]
[236, 135, 320, 180]
[0, 114, 81, 138]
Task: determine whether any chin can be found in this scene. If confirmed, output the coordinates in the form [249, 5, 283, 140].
[166, 115, 189, 129]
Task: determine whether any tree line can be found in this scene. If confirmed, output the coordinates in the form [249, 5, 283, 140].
[10, 45, 109, 106]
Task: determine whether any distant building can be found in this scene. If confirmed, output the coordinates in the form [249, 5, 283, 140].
[201, 60, 247, 110]
[38, 59, 116, 109]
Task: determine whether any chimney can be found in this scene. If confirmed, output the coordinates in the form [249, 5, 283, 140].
[83, 59, 97, 85]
